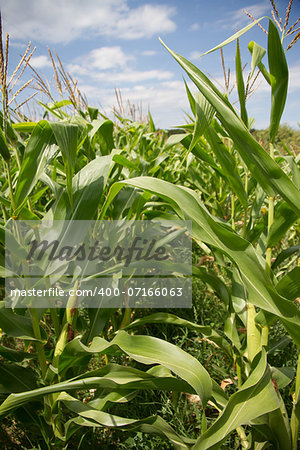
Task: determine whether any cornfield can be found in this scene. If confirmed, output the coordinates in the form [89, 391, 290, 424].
[0, 3, 299, 449]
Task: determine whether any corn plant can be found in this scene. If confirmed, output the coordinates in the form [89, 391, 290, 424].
[99, 15, 300, 449]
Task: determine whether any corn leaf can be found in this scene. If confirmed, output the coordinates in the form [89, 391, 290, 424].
[201, 17, 267, 56]
[276, 267, 300, 301]
[268, 19, 289, 143]
[205, 124, 248, 208]
[248, 41, 267, 80]
[235, 38, 248, 126]
[14, 121, 53, 208]
[0, 301, 43, 341]
[123, 312, 232, 357]
[160, 39, 300, 217]
[0, 346, 210, 415]
[0, 126, 11, 162]
[193, 351, 284, 449]
[102, 177, 300, 346]
[61, 392, 191, 449]
[266, 201, 298, 248]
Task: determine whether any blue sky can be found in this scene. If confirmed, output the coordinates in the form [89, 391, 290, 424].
[1, 0, 300, 129]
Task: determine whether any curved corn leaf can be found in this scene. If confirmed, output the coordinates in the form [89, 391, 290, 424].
[59, 331, 212, 406]
[0, 363, 37, 394]
[0, 126, 11, 162]
[188, 89, 215, 151]
[90, 119, 114, 155]
[14, 120, 54, 208]
[205, 124, 248, 208]
[159, 39, 300, 217]
[268, 19, 289, 143]
[193, 350, 284, 449]
[0, 301, 44, 341]
[102, 177, 300, 346]
[50, 122, 78, 205]
[49, 154, 114, 221]
[248, 41, 267, 81]
[266, 201, 298, 247]
[200, 17, 267, 56]
[0, 345, 36, 362]
[0, 361, 201, 416]
[276, 267, 300, 301]
[61, 392, 191, 449]
[235, 38, 248, 126]
[123, 312, 232, 357]
[12, 122, 37, 133]
[272, 244, 300, 270]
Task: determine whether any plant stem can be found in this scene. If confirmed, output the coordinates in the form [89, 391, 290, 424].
[265, 143, 275, 276]
[242, 172, 249, 238]
[4, 161, 16, 212]
[50, 308, 61, 337]
[30, 309, 47, 379]
[120, 308, 132, 330]
[235, 355, 243, 388]
[236, 426, 250, 448]
[263, 142, 275, 347]
[291, 352, 300, 450]
[246, 303, 261, 362]
[231, 195, 235, 230]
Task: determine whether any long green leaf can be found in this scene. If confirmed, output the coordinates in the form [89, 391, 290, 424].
[201, 17, 267, 56]
[50, 122, 78, 206]
[272, 244, 300, 270]
[0, 361, 199, 416]
[268, 19, 289, 143]
[188, 88, 215, 151]
[276, 267, 300, 301]
[124, 312, 232, 357]
[0, 301, 43, 341]
[193, 351, 283, 449]
[235, 38, 248, 126]
[205, 125, 248, 208]
[0, 363, 37, 393]
[0, 126, 10, 162]
[102, 177, 300, 346]
[90, 119, 114, 155]
[14, 120, 53, 208]
[49, 155, 114, 221]
[266, 201, 298, 247]
[159, 39, 300, 217]
[248, 41, 267, 80]
[60, 331, 212, 406]
[61, 392, 191, 449]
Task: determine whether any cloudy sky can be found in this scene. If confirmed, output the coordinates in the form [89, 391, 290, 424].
[1, 0, 300, 129]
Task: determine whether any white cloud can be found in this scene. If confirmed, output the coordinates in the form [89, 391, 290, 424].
[69, 66, 173, 84]
[189, 51, 202, 59]
[141, 50, 157, 56]
[205, 2, 270, 31]
[230, 2, 269, 26]
[78, 46, 133, 71]
[30, 55, 52, 69]
[112, 4, 176, 40]
[93, 69, 173, 83]
[79, 80, 192, 128]
[2, 0, 176, 43]
[190, 23, 200, 31]
[68, 46, 172, 84]
[289, 65, 300, 91]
